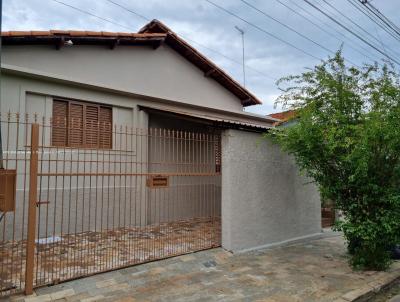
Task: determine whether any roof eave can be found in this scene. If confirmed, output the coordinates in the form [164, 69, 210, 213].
[139, 20, 262, 107]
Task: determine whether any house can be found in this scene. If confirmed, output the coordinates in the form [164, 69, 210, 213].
[0, 20, 321, 296]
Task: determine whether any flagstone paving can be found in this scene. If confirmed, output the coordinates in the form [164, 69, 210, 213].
[0, 218, 220, 296]
[4, 232, 400, 302]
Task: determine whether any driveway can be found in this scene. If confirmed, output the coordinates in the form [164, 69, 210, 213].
[6, 231, 400, 302]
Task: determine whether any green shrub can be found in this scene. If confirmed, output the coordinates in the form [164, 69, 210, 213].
[269, 52, 400, 270]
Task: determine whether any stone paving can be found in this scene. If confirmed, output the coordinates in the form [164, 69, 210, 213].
[4, 232, 400, 302]
[0, 217, 220, 297]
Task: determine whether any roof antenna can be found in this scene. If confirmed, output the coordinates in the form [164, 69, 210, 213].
[234, 25, 246, 88]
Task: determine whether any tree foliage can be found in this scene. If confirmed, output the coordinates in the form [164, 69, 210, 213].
[269, 52, 400, 270]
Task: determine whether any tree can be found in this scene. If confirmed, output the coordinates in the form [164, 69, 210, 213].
[269, 52, 400, 270]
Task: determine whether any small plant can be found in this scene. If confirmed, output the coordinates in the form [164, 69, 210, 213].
[269, 51, 400, 270]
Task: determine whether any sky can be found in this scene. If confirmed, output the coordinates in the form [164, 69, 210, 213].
[3, 0, 400, 115]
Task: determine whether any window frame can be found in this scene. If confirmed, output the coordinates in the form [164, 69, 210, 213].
[51, 98, 113, 149]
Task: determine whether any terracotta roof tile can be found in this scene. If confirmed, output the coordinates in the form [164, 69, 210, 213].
[8, 31, 31, 36]
[30, 31, 50, 36]
[116, 32, 132, 37]
[1, 30, 166, 39]
[100, 31, 116, 37]
[84, 31, 103, 36]
[68, 30, 87, 36]
[50, 30, 70, 35]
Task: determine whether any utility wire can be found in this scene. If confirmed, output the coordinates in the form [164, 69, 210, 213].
[205, 0, 320, 61]
[272, 0, 378, 63]
[51, 0, 132, 31]
[105, 0, 149, 22]
[318, 0, 400, 61]
[51, 0, 277, 81]
[206, 0, 362, 68]
[347, 0, 400, 43]
[302, 0, 400, 66]
[240, 0, 336, 55]
[358, 0, 400, 40]
[321, 0, 400, 58]
[346, 0, 400, 63]
[362, 0, 400, 36]
[285, 0, 382, 62]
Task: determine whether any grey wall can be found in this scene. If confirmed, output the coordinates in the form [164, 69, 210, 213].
[221, 129, 321, 252]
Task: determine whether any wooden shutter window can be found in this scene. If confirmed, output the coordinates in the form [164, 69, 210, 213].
[69, 103, 84, 147]
[52, 100, 68, 146]
[85, 105, 100, 148]
[51, 99, 112, 149]
[99, 107, 112, 149]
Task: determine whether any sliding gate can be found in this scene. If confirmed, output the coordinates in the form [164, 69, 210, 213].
[0, 113, 221, 296]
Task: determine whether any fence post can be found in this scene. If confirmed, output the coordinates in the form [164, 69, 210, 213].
[25, 123, 39, 295]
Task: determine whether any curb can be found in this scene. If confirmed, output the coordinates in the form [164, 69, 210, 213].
[334, 262, 400, 302]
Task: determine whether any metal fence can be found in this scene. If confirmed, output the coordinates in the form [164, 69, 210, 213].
[0, 113, 221, 296]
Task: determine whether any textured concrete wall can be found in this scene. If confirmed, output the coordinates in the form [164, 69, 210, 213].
[221, 129, 321, 252]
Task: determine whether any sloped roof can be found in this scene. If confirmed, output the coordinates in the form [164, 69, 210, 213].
[2, 20, 262, 107]
[139, 20, 262, 106]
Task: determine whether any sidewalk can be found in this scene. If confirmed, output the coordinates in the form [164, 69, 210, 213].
[6, 231, 400, 302]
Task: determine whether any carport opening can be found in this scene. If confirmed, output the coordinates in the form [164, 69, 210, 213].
[147, 111, 222, 246]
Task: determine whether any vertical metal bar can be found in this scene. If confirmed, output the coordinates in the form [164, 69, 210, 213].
[58, 116, 67, 280]
[87, 121, 94, 276]
[134, 127, 139, 264]
[167, 129, 171, 257]
[19, 114, 29, 292]
[100, 122, 106, 272]
[25, 123, 39, 295]
[42, 117, 51, 285]
[171, 130, 175, 255]
[52, 117, 60, 283]
[140, 128, 144, 262]
[35, 115, 43, 285]
[184, 130, 188, 253]
[9, 114, 19, 289]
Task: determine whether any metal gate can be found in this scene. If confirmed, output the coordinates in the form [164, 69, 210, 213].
[0, 113, 221, 296]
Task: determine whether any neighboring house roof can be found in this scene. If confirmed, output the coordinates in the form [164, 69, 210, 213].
[1, 20, 262, 107]
[268, 110, 296, 122]
[268, 110, 298, 127]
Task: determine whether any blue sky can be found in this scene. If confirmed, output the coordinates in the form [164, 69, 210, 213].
[3, 0, 400, 115]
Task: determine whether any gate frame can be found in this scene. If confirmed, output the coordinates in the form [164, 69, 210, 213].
[0, 119, 221, 296]
[25, 123, 39, 295]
